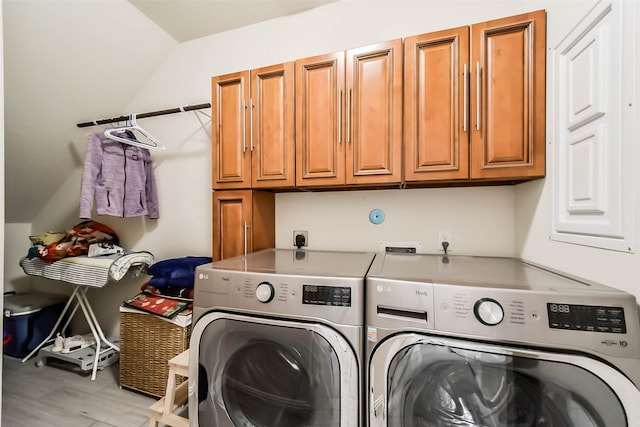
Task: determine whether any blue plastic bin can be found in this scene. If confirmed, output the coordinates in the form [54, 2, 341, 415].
[3, 292, 66, 358]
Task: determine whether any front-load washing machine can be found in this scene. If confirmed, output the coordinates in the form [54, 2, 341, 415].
[366, 253, 640, 427]
[189, 248, 376, 427]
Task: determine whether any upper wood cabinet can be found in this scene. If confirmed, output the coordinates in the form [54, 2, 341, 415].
[470, 10, 546, 180]
[295, 39, 403, 187]
[404, 11, 546, 183]
[295, 51, 345, 187]
[213, 10, 545, 191]
[212, 62, 295, 190]
[404, 26, 470, 181]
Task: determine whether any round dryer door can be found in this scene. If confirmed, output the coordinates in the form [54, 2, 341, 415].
[369, 333, 639, 427]
[191, 312, 360, 427]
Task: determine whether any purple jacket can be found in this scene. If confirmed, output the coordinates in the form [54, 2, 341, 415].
[80, 132, 159, 219]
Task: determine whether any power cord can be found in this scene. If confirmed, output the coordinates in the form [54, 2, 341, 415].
[441, 241, 450, 264]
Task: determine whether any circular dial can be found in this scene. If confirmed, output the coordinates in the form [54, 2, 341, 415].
[255, 282, 275, 303]
[474, 298, 504, 326]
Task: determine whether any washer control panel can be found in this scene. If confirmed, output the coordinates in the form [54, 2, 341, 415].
[547, 303, 626, 334]
[302, 284, 352, 307]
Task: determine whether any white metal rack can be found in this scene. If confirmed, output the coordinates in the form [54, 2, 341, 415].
[19, 252, 154, 381]
[24, 284, 119, 380]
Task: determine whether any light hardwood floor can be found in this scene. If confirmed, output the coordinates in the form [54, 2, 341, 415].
[2, 354, 159, 427]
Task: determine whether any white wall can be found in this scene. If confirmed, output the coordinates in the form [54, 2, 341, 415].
[28, 0, 622, 337]
[515, 1, 640, 303]
[4, 223, 32, 294]
[275, 187, 514, 255]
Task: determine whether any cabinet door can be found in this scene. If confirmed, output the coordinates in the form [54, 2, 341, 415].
[295, 51, 345, 187]
[212, 190, 251, 261]
[212, 190, 275, 261]
[346, 39, 403, 185]
[404, 27, 470, 181]
[470, 10, 546, 179]
[251, 62, 295, 188]
[212, 71, 251, 189]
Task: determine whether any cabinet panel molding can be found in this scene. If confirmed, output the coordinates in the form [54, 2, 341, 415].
[346, 39, 403, 184]
[213, 191, 250, 261]
[471, 10, 546, 179]
[212, 72, 250, 188]
[251, 62, 295, 188]
[295, 52, 345, 186]
[566, 125, 605, 214]
[566, 23, 606, 131]
[404, 26, 470, 181]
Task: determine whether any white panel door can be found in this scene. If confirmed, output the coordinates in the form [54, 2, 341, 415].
[552, 1, 636, 252]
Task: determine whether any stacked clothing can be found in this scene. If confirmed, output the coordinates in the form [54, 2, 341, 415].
[123, 256, 211, 319]
[27, 220, 120, 263]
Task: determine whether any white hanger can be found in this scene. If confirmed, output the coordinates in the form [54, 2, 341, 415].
[103, 114, 166, 151]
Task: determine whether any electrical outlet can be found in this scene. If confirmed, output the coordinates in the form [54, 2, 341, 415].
[293, 230, 308, 247]
[438, 231, 452, 251]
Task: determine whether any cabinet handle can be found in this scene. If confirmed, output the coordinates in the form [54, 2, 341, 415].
[347, 84, 351, 143]
[337, 85, 342, 143]
[475, 61, 481, 131]
[243, 221, 249, 256]
[249, 98, 254, 151]
[463, 63, 468, 132]
[242, 101, 247, 153]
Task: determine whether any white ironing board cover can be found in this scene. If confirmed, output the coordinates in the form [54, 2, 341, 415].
[20, 251, 154, 287]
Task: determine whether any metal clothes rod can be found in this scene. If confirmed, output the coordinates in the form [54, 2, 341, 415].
[76, 102, 211, 128]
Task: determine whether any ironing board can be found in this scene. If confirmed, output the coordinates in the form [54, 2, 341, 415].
[19, 251, 154, 380]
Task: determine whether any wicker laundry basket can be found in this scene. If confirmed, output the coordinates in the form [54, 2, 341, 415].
[119, 309, 191, 397]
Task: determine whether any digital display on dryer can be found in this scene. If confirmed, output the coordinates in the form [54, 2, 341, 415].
[302, 285, 351, 307]
[547, 303, 626, 333]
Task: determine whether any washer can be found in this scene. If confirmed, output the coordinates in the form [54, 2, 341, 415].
[366, 253, 640, 427]
[189, 248, 376, 427]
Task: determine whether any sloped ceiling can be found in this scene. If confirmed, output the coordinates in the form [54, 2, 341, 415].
[3, 0, 333, 223]
[128, 0, 335, 43]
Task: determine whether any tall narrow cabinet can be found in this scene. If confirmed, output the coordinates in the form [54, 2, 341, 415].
[211, 63, 287, 260]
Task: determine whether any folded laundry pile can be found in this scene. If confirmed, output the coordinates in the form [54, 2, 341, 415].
[26, 220, 120, 263]
[122, 256, 211, 319]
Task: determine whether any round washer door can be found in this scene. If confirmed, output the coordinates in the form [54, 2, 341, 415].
[190, 312, 360, 427]
[369, 333, 639, 427]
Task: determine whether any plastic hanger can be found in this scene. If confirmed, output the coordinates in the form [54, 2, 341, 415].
[103, 114, 166, 151]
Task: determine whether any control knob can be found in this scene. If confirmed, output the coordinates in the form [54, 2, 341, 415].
[474, 298, 504, 326]
[255, 282, 275, 303]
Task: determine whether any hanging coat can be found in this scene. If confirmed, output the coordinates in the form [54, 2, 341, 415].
[80, 132, 159, 219]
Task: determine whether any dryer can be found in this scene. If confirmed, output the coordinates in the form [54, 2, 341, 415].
[189, 248, 375, 427]
[366, 253, 640, 427]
